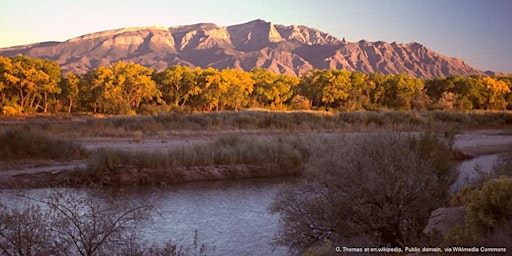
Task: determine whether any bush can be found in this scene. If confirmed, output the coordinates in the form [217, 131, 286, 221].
[0, 202, 55, 255]
[269, 132, 456, 254]
[448, 177, 512, 247]
[0, 127, 85, 160]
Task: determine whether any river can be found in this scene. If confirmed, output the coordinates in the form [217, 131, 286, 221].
[0, 154, 501, 255]
[0, 177, 294, 256]
[452, 154, 500, 192]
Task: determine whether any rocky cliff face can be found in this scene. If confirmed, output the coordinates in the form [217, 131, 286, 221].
[0, 19, 484, 79]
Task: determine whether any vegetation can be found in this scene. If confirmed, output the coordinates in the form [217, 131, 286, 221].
[1, 56, 512, 115]
[124, 134, 303, 169]
[444, 147, 512, 247]
[269, 132, 456, 254]
[491, 144, 512, 177]
[9, 110, 512, 142]
[0, 127, 85, 160]
[82, 135, 306, 186]
[448, 177, 512, 248]
[0, 191, 212, 256]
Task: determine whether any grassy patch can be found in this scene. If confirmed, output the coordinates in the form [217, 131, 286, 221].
[84, 135, 308, 185]
[0, 127, 85, 160]
[15, 110, 512, 137]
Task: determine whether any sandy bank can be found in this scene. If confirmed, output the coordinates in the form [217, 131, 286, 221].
[454, 130, 512, 157]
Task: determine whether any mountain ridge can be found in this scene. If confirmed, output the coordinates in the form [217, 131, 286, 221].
[0, 19, 486, 79]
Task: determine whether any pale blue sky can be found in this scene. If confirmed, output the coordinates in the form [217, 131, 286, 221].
[1, 0, 511, 73]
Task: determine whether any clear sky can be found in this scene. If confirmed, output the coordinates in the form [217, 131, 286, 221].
[1, 0, 511, 73]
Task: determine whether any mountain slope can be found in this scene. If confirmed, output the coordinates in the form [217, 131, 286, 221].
[0, 19, 484, 79]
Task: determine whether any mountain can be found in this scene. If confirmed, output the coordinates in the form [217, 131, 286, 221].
[0, 19, 484, 79]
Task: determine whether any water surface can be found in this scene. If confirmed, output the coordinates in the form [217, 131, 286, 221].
[1, 178, 294, 256]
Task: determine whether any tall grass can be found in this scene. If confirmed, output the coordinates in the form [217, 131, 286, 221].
[0, 127, 85, 160]
[86, 135, 307, 180]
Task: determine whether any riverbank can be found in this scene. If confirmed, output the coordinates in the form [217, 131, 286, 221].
[1, 128, 511, 189]
[0, 131, 307, 189]
[2, 110, 512, 189]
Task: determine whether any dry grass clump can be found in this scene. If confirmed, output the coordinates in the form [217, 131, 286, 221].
[0, 127, 85, 160]
[85, 135, 307, 184]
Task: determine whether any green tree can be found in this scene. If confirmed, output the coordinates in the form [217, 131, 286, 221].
[298, 69, 325, 108]
[60, 72, 81, 113]
[251, 68, 278, 107]
[381, 73, 424, 110]
[79, 70, 103, 113]
[320, 69, 352, 109]
[195, 67, 222, 111]
[154, 65, 198, 108]
[251, 68, 297, 109]
[90, 61, 161, 114]
[347, 71, 374, 110]
[220, 69, 254, 110]
[457, 76, 486, 110]
[40, 58, 62, 113]
[299, 69, 353, 110]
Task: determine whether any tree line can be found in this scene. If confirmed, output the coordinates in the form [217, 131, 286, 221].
[1, 56, 511, 115]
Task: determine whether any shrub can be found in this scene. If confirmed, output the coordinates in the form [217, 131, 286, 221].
[269, 132, 456, 254]
[449, 177, 512, 246]
[0, 202, 55, 255]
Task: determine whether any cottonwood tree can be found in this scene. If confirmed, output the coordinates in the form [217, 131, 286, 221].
[154, 65, 198, 108]
[89, 61, 161, 114]
[60, 72, 80, 113]
[195, 67, 223, 111]
[0, 56, 61, 113]
[381, 73, 424, 110]
[251, 68, 298, 109]
[220, 68, 254, 111]
[270, 132, 456, 254]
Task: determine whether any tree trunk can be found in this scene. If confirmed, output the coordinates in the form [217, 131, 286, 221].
[68, 98, 73, 113]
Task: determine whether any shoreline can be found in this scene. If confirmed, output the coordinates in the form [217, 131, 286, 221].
[1, 129, 512, 190]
